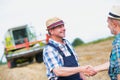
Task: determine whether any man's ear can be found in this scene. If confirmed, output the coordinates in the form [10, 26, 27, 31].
[49, 29, 54, 35]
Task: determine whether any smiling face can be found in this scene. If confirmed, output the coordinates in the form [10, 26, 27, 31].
[49, 24, 66, 41]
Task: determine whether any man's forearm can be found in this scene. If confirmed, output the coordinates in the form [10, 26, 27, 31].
[53, 65, 95, 77]
[53, 66, 85, 76]
[94, 62, 109, 72]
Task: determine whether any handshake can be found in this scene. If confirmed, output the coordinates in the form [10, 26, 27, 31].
[80, 65, 100, 77]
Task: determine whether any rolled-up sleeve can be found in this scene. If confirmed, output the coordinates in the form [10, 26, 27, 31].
[43, 46, 62, 72]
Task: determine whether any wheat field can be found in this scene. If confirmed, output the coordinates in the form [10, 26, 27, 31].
[75, 39, 112, 80]
[0, 39, 113, 80]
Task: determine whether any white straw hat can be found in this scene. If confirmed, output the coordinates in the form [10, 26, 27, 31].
[46, 17, 64, 30]
[108, 5, 120, 20]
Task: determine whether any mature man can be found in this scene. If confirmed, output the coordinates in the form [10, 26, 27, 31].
[43, 17, 96, 80]
[94, 5, 120, 80]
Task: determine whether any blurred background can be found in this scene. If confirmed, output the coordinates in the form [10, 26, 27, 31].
[0, 0, 119, 64]
[0, 0, 120, 80]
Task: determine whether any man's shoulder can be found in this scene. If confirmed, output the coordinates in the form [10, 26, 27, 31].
[44, 44, 54, 51]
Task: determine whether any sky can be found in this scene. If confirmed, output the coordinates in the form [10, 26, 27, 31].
[0, 0, 120, 62]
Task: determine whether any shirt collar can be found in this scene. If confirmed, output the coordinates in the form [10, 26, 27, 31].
[49, 38, 66, 47]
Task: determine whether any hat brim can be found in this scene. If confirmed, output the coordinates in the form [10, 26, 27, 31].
[108, 12, 120, 20]
[47, 20, 64, 30]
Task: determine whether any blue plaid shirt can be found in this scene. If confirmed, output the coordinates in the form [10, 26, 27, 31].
[109, 34, 120, 80]
[43, 38, 79, 80]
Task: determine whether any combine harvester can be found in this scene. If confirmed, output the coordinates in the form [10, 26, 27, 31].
[3, 24, 49, 68]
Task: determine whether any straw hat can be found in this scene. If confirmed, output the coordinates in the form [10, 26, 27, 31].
[108, 5, 120, 20]
[46, 17, 64, 30]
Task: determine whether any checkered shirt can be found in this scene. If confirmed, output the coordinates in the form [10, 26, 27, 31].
[43, 38, 79, 80]
[109, 34, 120, 80]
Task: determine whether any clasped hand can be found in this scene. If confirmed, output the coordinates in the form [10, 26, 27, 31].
[81, 65, 97, 76]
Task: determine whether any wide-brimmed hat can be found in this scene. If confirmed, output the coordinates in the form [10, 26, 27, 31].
[46, 17, 64, 30]
[108, 5, 120, 20]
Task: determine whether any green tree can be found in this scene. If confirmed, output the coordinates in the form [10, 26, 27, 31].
[72, 38, 84, 47]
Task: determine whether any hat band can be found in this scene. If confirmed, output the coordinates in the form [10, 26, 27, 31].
[109, 12, 120, 18]
[47, 20, 64, 29]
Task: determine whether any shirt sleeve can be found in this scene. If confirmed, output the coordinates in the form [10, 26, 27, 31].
[43, 46, 62, 72]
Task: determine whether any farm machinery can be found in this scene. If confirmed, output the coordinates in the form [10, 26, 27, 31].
[3, 24, 48, 68]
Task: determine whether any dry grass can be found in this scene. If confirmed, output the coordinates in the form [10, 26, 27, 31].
[75, 39, 112, 80]
[0, 39, 113, 80]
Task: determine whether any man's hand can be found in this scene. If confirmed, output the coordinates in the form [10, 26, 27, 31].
[81, 65, 97, 76]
